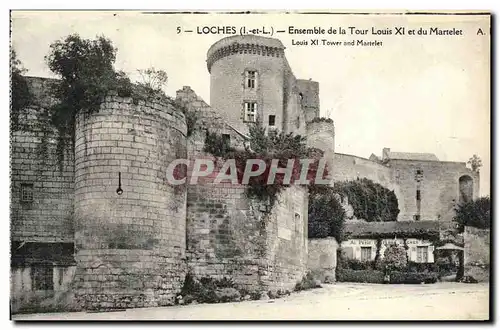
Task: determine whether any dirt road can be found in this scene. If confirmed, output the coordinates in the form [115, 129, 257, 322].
[12, 282, 490, 321]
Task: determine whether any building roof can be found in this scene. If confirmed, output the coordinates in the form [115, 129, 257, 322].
[344, 220, 457, 239]
[387, 151, 439, 161]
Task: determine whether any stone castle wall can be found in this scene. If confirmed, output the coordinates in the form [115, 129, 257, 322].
[73, 96, 187, 310]
[464, 226, 490, 282]
[180, 86, 308, 293]
[11, 80, 75, 244]
[307, 238, 338, 283]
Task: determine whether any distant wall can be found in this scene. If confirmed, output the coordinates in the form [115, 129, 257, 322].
[464, 226, 490, 282]
[389, 160, 479, 222]
[308, 238, 338, 283]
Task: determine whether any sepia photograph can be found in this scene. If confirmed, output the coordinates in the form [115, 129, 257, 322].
[9, 10, 491, 321]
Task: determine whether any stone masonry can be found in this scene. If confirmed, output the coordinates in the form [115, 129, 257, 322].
[73, 96, 187, 309]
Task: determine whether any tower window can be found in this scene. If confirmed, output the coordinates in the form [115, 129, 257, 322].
[244, 102, 257, 122]
[21, 183, 34, 202]
[416, 189, 421, 201]
[268, 115, 276, 127]
[246, 70, 257, 89]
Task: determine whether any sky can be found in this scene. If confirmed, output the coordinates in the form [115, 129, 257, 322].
[10, 11, 491, 196]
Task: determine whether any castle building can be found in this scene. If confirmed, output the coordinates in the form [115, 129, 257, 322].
[10, 35, 479, 312]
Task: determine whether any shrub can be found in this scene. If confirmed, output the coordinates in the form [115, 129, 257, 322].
[179, 274, 242, 304]
[310, 117, 333, 124]
[215, 288, 241, 303]
[342, 259, 376, 271]
[382, 243, 408, 272]
[406, 262, 439, 273]
[336, 269, 385, 283]
[389, 271, 439, 284]
[294, 272, 321, 291]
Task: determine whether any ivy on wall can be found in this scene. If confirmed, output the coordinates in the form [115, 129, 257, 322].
[333, 178, 399, 222]
[10, 49, 35, 131]
[203, 123, 328, 209]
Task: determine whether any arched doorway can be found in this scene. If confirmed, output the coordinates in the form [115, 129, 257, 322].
[458, 175, 473, 204]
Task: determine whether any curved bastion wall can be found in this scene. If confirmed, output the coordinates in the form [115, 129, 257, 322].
[73, 95, 187, 310]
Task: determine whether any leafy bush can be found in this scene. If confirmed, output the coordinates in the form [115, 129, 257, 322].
[294, 272, 321, 291]
[382, 243, 408, 272]
[310, 117, 333, 124]
[308, 185, 346, 242]
[332, 178, 399, 222]
[179, 274, 248, 305]
[454, 196, 491, 229]
[406, 262, 439, 273]
[389, 271, 439, 284]
[344, 259, 377, 271]
[336, 269, 385, 283]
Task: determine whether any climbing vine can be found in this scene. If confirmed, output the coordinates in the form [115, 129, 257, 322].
[332, 178, 399, 222]
[203, 123, 328, 209]
[10, 49, 35, 131]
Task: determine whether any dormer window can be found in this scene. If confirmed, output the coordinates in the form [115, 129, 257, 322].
[245, 70, 257, 89]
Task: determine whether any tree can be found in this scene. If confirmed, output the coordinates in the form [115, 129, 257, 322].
[453, 196, 491, 230]
[45, 34, 133, 165]
[11, 49, 34, 130]
[308, 185, 346, 242]
[467, 154, 483, 172]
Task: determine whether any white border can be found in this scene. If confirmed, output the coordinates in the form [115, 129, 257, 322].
[2, 1, 497, 329]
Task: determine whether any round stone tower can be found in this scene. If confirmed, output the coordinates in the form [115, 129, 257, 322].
[73, 95, 187, 310]
[306, 120, 335, 182]
[207, 35, 287, 134]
